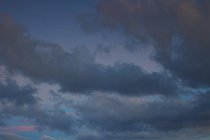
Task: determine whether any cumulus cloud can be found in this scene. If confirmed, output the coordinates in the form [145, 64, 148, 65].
[74, 1, 210, 137]
[1, 1, 210, 139]
[77, 4, 210, 136]
[0, 133, 28, 140]
[0, 16, 178, 96]
[71, 92, 210, 139]
[0, 103, 77, 134]
[0, 79, 36, 105]
[41, 135, 56, 140]
[81, 0, 210, 87]
[0, 126, 36, 133]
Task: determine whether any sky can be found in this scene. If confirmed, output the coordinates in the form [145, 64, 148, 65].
[0, 0, 210, 140]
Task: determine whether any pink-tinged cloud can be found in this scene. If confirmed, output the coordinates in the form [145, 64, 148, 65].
[0, 126, 37, 133]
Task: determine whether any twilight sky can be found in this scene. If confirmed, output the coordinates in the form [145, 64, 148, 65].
[0, 0, 210, 140]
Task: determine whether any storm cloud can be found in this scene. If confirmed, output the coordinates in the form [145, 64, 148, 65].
[0, 0, 210, 139]
[93, 0, 210, 87]
[0, 80, 36, 105]
[0, 133, 28, 140]
[0, 103, 77, 134]
[74, 92, 210, 131]
[0, 16, 178, 96]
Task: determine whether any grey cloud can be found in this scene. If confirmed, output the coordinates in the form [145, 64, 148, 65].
[0, 133, 28, 140]
[0, 16, 178, 96]
[83, 0, 210, 87]
[73, 92, 210, 136]
[75, 131, 161, 140]
[1, 91, 207, 140]
[0, 104, 77, 134]
[41, 135, 56, 140]
[75, 131, 210, 140]
[1, 1, 210, 139]
[0, 80, 36, 105]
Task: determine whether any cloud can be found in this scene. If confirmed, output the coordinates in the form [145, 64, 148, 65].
[0, 132, 28, 140]
[72, 92, 210, 139]
[0, 126, 37, 133]
[0, 79, 36, 105]
[0, 16, 178, 96]
[82, 0, 210, 87]
[0, 104, 77, 134]
[1, 1, 210, 139]
[80, 3, 210, 138]
[41, 135, 56, 140]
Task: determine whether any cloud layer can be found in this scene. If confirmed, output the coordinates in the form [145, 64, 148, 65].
[96, 0, 210, 87]
[0, 0, 210, 139]
[0, 17, 177, 96]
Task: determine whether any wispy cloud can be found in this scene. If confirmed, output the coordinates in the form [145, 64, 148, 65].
[0, 125, 37, 133]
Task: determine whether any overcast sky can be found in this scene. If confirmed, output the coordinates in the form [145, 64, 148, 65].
[0, 0, 210, 140]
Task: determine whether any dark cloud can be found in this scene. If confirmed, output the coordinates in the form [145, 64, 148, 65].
[77, 2, 210, 137]
[41, 135, 56, 140]
[1, 91, 209, 140]
[73, 92, 210, 136]
[84, 0, 210, 87]
[0, 80, 36, 105]
[0, 133, 28, 140]
[0, 16, 178, 96]
[1, 1, 210, 139]
[75, 131, 161, 140]
[0, 104, 77, 134]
